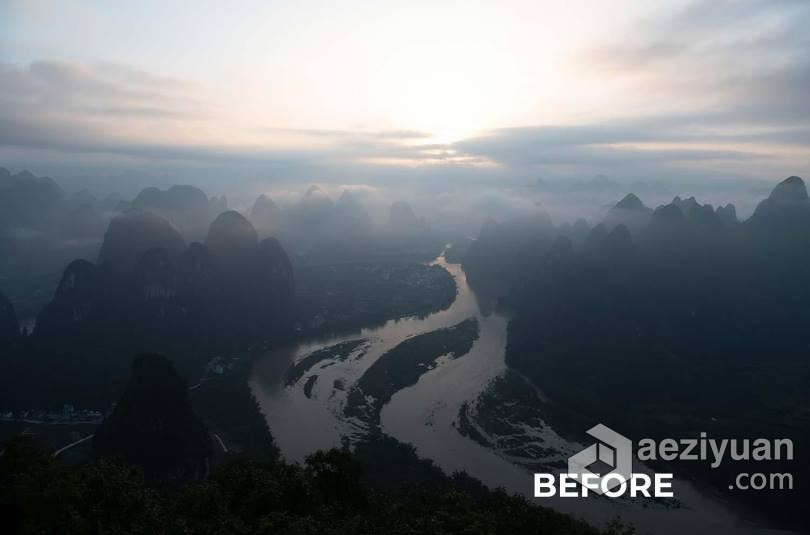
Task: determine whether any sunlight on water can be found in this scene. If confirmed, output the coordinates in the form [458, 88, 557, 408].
[250, 252, 790, 534]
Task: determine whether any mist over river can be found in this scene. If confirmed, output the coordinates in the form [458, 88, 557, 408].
[250, 252, 791, 535]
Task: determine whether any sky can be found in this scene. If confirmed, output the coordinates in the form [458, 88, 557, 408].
[0, 0, 808, 196]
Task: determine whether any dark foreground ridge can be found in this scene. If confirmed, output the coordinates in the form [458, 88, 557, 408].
[1, 437, 625, 535]
[93, 354, 213, 484]
[0, 352, 628, 535]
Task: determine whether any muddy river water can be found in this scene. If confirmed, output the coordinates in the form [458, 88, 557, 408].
[250, 252, 790, 534]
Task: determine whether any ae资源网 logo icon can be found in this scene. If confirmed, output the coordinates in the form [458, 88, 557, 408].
[535, 424, 794, 498]
[567, 423, 633, 495]
[534, 423, 673, 498]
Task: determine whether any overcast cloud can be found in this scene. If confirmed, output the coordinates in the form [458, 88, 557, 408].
[0, 0, 807, 197]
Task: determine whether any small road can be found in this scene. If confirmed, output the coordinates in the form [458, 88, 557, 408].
[51, 431, 229, 458]
[213, 433, 229, 453]
[53, 433, 94, 457]
[0, 418, 101, 425]
[22, 375, 213, 457]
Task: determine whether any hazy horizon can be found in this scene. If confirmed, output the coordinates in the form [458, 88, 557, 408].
[1, 0, 808, 202]
[3, 5, 810, 532]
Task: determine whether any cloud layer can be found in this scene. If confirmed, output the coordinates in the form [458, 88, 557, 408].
[0, 0, 808, 192]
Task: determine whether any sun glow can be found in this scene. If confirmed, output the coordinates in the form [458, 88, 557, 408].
[7, 0, 803, 179]
[208, 1, 634, 148]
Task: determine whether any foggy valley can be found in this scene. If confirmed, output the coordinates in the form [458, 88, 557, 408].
[2, 1, 809, 534]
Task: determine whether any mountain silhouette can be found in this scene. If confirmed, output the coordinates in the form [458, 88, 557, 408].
[98, 209, 186, 272]
[744, 177, 810, 252]
[253, 237, 295, 335]
[583, 223, 634, 262]
[204, 210, 258, 276]
[0, 167, 64, 230]
[93, 353, 212, 484]
[716, 203, 738, 225]
[249, 194, 283, 238]
[34, 259, 121, 339]
[388, 201, 418, 228]
[615, 193, 645, 211]
[0, 291, 20, 344]
[603, 193, 652, 234]
[127, 185, 216, 241]
[767, 175, 807, 202]
[132, 185, 209, 212]
[747, 176, 810, 228]
[36, 209, 295, 347]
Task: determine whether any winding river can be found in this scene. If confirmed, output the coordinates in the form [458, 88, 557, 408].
[250, 252, 791, 535]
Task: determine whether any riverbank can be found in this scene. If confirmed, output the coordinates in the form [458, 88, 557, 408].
[252, 250, 793, 535]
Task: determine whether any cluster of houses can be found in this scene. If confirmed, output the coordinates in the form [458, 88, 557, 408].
[0, 404, 106, 424]
[1, 356, 243, 426]
[204, 355, 242, 377]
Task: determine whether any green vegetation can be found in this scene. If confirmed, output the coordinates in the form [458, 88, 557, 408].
[0, 349, 630, 535]
[346, 318, 479, 424]
[188, 361, 278, 462]
[0, 421, 96, 466]
[457, 371, 567, 472]
[444, 238, 473, 264]
[302, 375, 318, 398]
[0, 268, 62, 323]
[295, 262, 456, 334]
[285, 339, 366, 386]
[0, 438, 620, 535]
[459, 373, 683, 511]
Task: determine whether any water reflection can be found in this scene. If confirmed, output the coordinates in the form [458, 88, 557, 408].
[250, 253, 480, 459]
[250, 253, 786, 534]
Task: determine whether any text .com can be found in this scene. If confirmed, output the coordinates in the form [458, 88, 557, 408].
[533, 424, 794, 498]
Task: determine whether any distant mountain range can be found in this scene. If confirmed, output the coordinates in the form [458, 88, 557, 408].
[463, 175, 810, 530]
[35, 207, 294, 348]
